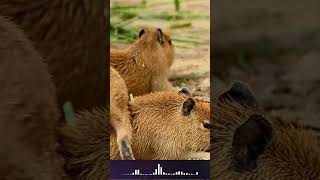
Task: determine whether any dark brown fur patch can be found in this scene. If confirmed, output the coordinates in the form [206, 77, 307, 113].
[61, 108, 109, 180]
[0, 15, 66, 180]
[0, 0, 108, 111]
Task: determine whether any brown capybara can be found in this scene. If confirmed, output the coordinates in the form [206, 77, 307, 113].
[110, 28, 175, 96]
[0, 0, 107, 111]
[0, 15, 66, 179]
[61, 88, 210, 179]
[212, 81, 320, 180]
[110, 67, 134, 160]
[111, 89, 211, 160]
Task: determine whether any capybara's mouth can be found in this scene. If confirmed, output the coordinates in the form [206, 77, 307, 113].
[203, 146, 211, 152]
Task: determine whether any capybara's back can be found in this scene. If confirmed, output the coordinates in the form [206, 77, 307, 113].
[0, 15, 66, 179]
[212, 82, 320, 180]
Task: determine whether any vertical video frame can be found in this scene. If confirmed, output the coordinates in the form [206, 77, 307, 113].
[110, 0, 211, 179]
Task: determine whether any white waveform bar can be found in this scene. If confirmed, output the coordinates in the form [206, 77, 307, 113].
[122, 163, 199, 176]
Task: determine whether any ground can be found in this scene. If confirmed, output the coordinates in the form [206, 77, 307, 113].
[110, 0, 210, 97]
[213, 0, 320, 130]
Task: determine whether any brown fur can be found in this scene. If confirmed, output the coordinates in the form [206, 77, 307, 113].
[60, 67, 134, 180]
[110, 28, 175, 96]
[61, 90, 210, 178]
[0, 15, 66, 179]
[61, 108, 109, 180]
[0, 0, 107, 111]
[212, 91, 320, 179]
[110, 67, 134, 160]
[111, 91, 210, 160]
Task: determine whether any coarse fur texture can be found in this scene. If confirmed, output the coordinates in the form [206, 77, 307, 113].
[61, 108, 109, 180]
[110, 28, 175, 96]
[60, 67, 134, 180]
[212, 82, 320, 180]
[61, 90, 210, 179]
[110, 67, 134, 160]
[0, 15, 66, 179]
[111, 91, 210, 160]
[0, 0, 107, 111]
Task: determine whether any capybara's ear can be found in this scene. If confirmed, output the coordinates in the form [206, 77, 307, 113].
[232, 114, 272, 172]
[139, 29, 145, 38]
[179, 87, 191, 96]
[156, 28, 164, 45]
[218, 81, 257, 106]
[182, 98, 195, 116]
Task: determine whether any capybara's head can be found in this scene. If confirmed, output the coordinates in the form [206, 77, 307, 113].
[137, 28, 175, 67]
[129, 89, 210, 159]
[212, 81, 320, 179]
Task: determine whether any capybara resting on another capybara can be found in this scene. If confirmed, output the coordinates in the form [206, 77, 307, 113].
[0, 15, 66, 180]
[212, 81, 320, 180]
[61, 88, 210, 179]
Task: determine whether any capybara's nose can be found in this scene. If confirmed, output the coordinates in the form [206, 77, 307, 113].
[218, 81, 257, 106]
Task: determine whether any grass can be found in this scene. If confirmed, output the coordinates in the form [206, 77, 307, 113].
[110, 0, 208, 47]
[63, 101, 76, 127]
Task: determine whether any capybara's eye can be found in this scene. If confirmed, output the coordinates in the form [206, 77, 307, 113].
[203, 122, 212, 129]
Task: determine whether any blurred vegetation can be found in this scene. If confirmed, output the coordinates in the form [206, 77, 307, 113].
[110, 0, 209, 48]
[170, 72, 210, 86]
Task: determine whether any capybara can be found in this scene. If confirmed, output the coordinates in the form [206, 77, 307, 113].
[61, 88, 210, 179]
[110, 28, 175, 96]
[110, 67, 134, 160]
[212, 81, 320, 179]
[0, 15, 66, 179]
[0, 0, 107, 111]
[112, 89, 210, 160]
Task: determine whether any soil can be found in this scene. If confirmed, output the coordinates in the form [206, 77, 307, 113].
[213, 0, 320, 129]
[214, 53, 320, 130]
